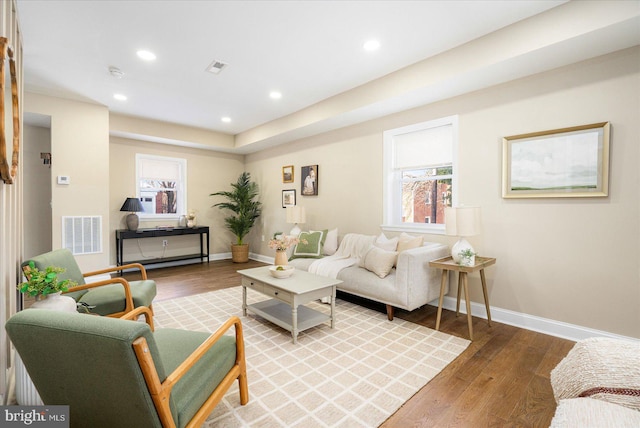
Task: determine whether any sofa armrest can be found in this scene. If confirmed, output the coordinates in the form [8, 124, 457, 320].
[395, 242, 450, 311]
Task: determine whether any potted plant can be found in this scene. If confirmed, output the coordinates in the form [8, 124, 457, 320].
[18, 261, 78, 311]
[458, 248, 477, 267]
[211, 172, 262, 263]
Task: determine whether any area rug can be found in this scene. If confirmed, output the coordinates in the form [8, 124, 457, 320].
[152, 287, 470, 427]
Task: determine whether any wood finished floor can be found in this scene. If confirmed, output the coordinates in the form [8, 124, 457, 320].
[124, 260, 575, 427]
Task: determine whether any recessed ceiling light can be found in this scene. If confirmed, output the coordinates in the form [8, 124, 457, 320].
[363, 40, 380, 51]
[269, 91, 282, 100]
[113, 93, 127, 101]
[136, 50, 156, 61]
[221, 117, 231, 123]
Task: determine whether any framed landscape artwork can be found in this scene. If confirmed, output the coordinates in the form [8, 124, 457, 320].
[282, 189, 296, 208]
[301, 165, 318, 196]
[282, 165, 294, 183]
[502, 122, 610, 198]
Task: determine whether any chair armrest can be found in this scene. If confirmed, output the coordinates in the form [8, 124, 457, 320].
[164, 316, 245, 391]
[65, 277, 135, 314]
[119, 306, 155, 331]
[83, 263, 148, 280]
[132, 316, 246, 427]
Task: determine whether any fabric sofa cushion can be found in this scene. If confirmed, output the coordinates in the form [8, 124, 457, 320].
[374, 233, 399, 251]
[397, 233, 423, 253]
[290, 230, 327, 259]
[323, 228, 339, 255]
[359, 246, 398, 278]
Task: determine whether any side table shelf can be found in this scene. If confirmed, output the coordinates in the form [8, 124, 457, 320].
[429, 255, 496, 340]
[115, 227, 210, 271]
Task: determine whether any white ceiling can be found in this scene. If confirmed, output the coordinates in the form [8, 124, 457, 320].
[17, 1, 568, 131]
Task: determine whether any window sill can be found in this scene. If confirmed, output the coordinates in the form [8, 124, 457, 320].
[381, 224, 446, 235]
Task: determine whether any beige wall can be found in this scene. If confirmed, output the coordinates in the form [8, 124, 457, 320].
[109, 137, 245, 264]
[22, 124, 51, 259]
[25, 92, 110, 272]
[246, 47, 640, 339]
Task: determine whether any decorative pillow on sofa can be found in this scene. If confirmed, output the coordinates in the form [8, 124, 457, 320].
[397, 232, 423, 253]
[290, 230, 327, 260]
[374, 233, 399, 251]
[324, 228, 339, 255]
[359, 245, 398, 279]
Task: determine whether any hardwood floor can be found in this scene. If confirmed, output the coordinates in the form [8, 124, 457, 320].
[125, 260, 575, 427]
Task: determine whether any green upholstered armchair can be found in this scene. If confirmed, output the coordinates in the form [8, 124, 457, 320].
[22, 249, 156, 318]
[5, 307, 249, 428]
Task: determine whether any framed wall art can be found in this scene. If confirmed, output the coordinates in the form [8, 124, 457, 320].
[502, 122, 610, 198]
[301, 164, 318, 196]
[282, 189, 296, 208]
[282, 165, 294, 183]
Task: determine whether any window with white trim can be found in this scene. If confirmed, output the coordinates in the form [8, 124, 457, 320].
[136, 154, 186, 220]
[383, 115, 458, 233]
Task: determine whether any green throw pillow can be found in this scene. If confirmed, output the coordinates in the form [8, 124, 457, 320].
[290, 230, 327, 260]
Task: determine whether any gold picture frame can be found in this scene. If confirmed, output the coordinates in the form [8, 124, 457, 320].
[502, 122, 610, 198]
[282, 165, 294, 183]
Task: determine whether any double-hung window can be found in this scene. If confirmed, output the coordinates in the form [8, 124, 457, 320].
[136, 154, 187, 220]
[383, 115, 458, 234]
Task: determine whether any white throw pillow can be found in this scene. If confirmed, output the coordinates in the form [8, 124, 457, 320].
[323, 228, 339, 255]
[359, 246, 398, 279]
[397, 232, 423, 253]
[374, 233, 399, 251]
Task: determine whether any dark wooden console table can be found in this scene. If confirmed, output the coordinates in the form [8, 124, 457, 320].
[115, 226, 210, 270]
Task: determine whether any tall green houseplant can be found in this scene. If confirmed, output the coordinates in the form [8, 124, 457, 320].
[211, 172, 262, 263]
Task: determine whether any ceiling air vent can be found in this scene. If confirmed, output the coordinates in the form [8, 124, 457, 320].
[205, 60, 228, 75]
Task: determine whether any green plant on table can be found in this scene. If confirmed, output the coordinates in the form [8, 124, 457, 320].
[457, 248, 477, 265]
[18, 261, 77, 297]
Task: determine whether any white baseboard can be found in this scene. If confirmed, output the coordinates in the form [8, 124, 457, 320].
[430, 296, 639, 343]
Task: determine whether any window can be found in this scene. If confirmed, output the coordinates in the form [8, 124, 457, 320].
[383, 115, 458, 234]
[136, 154, 187, 219]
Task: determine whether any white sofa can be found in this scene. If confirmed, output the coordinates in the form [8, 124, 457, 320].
[289, 233, 449, 320]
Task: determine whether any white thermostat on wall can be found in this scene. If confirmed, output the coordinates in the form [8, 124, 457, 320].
[57, 175, 70, 185]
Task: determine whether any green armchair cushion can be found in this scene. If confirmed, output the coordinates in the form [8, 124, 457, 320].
[77, 280, 157, 316]
[6, 309, 165, 427]
[154, 329, 237, 427]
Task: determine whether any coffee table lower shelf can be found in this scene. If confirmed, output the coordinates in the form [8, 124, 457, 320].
[247, 299, 331, 335]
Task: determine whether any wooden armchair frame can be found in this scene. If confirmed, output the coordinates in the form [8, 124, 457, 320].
[123, 307, 249, 427]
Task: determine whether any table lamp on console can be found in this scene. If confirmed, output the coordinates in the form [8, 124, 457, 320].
[120, 197, 144, 231]
[286, 206, 306, 237]
[445, 206, 481, 265]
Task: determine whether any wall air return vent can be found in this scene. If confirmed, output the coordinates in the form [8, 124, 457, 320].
[205, 59, 228, 74]
[62, 216, 102, 255]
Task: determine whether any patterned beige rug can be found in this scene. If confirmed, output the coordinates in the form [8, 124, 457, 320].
[153, 287, 470, 427]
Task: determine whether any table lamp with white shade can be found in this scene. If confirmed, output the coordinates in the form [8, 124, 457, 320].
[445, 206, 481, 265]
[286, 206, 306, 236]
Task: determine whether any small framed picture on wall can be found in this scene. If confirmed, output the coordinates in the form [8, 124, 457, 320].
[282, 165, 294, 183]
[282, 189, 296, 208]
[301, 165, 318, 196]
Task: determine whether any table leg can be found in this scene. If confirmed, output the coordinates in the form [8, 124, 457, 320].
[292, 306, 298, 344]
[462, 272, 473, 340]
[242, 286, 247, 316]
[480, 268, 492, 326]
[456, 273, 463, 316]
[330, 288, 335, 329]
[435, 270, 448, 331]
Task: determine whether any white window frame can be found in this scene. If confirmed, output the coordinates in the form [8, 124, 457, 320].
[135, 154, 187, 220]
[382, 115, 458, 234]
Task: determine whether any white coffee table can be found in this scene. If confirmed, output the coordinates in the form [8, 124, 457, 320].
[238, 266, 342, 343]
